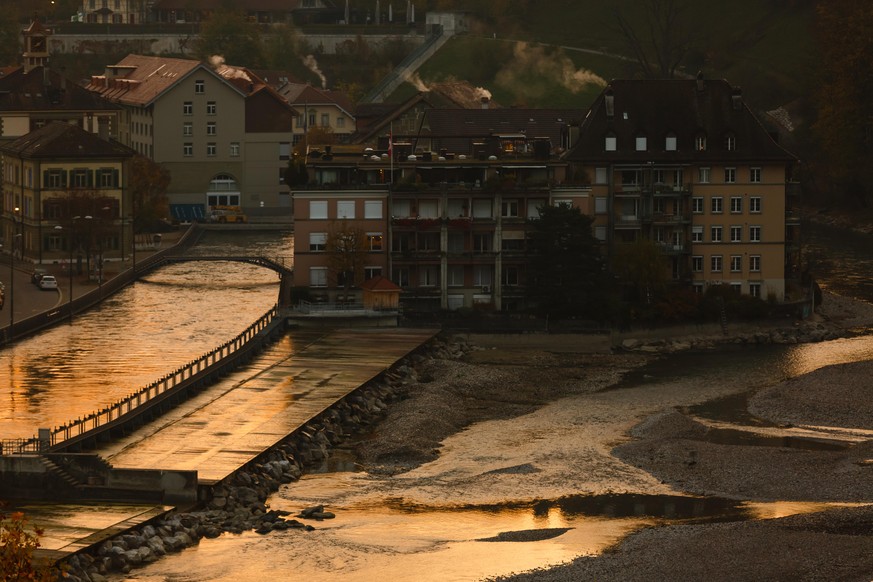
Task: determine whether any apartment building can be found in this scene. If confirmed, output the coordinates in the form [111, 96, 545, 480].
[279, 83, 355, 147]
[566, 76, 800, 301]
[88, 55, 297, 220]
[1, 121, 135, 265]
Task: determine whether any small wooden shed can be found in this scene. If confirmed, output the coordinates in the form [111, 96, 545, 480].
[360, 276, 401, 310]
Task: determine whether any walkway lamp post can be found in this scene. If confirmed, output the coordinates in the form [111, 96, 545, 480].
[10, 207, 21, 341]
[54, 225, 74, 323]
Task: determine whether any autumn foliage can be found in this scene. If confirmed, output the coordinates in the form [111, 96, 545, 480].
[0, 510, 56, 582]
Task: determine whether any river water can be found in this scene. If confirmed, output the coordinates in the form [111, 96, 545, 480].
[0, 230, 292, 439]
[94, 222, 873, 582]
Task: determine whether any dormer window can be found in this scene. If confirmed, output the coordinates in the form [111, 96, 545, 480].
[635, 134, 647, 151]
[605, 132, 617, 152]
[695, 134, 707, 151]
[724, 133, 736, 151]
[665, 132, 677, 151]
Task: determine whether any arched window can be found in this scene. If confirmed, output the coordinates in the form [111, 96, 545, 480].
[206, 174, 241, 207]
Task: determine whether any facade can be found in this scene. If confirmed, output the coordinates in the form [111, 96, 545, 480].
[80, 0, 150, 24]
[1, 122, 135, 267]
[280, 83, 356, 147]
[566, 76, 800, 302]
[292, 134, 581, 312]
[292, 79, 799, 312]
[87, 55, 296, 219]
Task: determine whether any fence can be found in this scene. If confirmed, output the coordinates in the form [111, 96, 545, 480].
[0, 305, 280, 455]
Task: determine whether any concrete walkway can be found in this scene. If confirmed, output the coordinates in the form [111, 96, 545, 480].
[97, 327, 437, 484]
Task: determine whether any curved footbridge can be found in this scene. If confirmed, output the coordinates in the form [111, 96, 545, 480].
[2, 323, 437, 565]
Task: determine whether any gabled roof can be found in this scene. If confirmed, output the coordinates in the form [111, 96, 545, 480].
[352, 92, 443, 143]
[0, 121, 135, 159]
[87, 54, 246, 107]
[279, 83, 355, 117]
[23, 18, 49, 35]
[0, 66, 120, 113]
[360, 275, 401, 292]
[566, 77, 797, 163]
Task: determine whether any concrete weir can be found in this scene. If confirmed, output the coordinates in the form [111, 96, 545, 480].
[20, 327, 441, 576]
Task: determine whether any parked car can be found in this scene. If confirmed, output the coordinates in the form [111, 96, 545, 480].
[37, 275, 58, 290]
[31, 268, 48, 284]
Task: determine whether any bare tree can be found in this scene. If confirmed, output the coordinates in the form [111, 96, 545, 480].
[613, 0, 694, 79]
[326, 222, 369, 299]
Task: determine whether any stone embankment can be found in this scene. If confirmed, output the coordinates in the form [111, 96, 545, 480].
[59, 335, 472, 582]
[617, 320, 847, 354]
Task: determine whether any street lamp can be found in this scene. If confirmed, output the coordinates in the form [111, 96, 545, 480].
[9, 207, 21, 341]
[54, 225, 73, 323]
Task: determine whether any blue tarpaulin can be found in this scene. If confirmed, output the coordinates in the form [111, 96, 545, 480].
[170, 204, 206, 222]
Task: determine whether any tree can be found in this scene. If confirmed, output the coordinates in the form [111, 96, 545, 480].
[129, 154, 170, 232]
[526, 204, 614, 320]
[195, 7, 264, 68]
[612, 0, 694, 79]
[284, 154, 309, 187]
[0, 9, 20, 67]
[326, 222, 369, 298]
[612, 238, 668, 304]
[0, 509, 57, 581]
[811, 0, 873, 208]
[292, 126, 337, 158]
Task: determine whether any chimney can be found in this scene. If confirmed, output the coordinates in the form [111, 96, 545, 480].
[732, 87, 743, 111]
[480, 96, 489, 109]
[604, 88, 614, 118]
[696, 71, 705, 92]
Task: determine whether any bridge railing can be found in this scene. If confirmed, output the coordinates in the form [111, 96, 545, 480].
[0, 304, 280, 455]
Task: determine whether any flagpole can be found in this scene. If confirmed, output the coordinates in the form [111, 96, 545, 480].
[389, 122, 393, 185]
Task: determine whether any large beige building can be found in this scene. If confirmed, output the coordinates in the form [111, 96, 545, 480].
[88, 55, 297, 220]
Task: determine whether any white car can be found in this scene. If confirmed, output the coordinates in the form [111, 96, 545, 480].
[37, 275, 58, 290]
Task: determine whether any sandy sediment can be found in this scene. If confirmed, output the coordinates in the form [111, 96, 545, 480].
[356, 289, 873, 581]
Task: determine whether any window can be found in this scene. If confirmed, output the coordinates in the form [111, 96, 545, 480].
[310, 200, 328, 219]
[750, 167, 761, 183]
[724, 134, 736, 151]
[502, 236, 524, 252]
[448, 265, 464, 287]
[392, 233, 411, 252]
[207, 101, 216, 115]
[594, 226, 607, 241]
[595, 167, 608, 183]
[749, 225, 761, 242]
[595, 197, 608, 214]
[183, 143, 193, 157]
[337, 117, 345, 128]
[730, 197, 742, 213]
[502, 266, 519, 287]
[448, 232, 465, 253]
[337, 200, 355, 219]
[309, 232, 327, 251]
[230, 142, 240, 157]
[394, 267, 410, 287]
[652, 169, 664, 184]
[183, 122, 193, 136]
[711, 255, 722, 273]
[635, 135, 647, 151]
[750, 197, 762, 213]
[730, 282, 743, 294]
[653, 198, 666, 214]
[501, 200, 519, 217]
[473, 265, 492, 287]
[605, 133, 616, 151]
[195, 80, 204, 94]
[724, 167, 736, 183]
[44, 169, 65, 188]
[695, 134, 707, 151]
[320, 113, 330, 127]
[711, 225, 722, 242]
[749, 282, 762, 298]
[711, 197, 723, 213]
[699, 167, 710, 183]
[279, 142, 290, 160]
[750, 255, 761, 272]
[473, 233, 491, 252]
[472, 199, 492, 218]
[72, 168, 90, 188]
[98, 168, 117, 188]
[692, 256, 703, 272]
[730, 225, 742, 242]
[279, 168, 286, 185]
[419, 232, 440, 251]
[207, 122, 216, 135]
[665, 133, 677, 151]
[310, 267, 327, 288]
[420, 266, 439, 287]
[730, 255, 742, 272]
[364, 200, 383, 219]
[392, 200, 411, 218]
[367, 233, 383, 251]
[308, 110, 316, 127]
[692, 197, 704, 214]
[207, 143, 217, 157]
[365, 266, 382, 280]
[183, 101, 193, 115]
[692, 226, 703, 243]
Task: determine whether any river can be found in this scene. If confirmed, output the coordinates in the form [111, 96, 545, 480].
[88, 221, 873, 582]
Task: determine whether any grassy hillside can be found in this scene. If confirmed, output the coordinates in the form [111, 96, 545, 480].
[402, 1, 816, 111]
